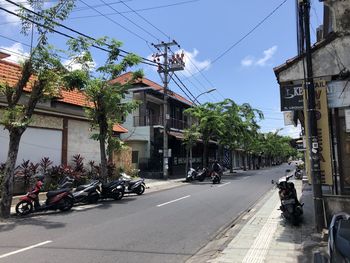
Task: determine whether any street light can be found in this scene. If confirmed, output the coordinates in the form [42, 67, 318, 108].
[193, 88, 216, 103]
[187, 88, 217, 172]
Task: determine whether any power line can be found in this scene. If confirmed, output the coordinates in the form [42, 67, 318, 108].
[0, 2, 159, 67]
[186, 0, 288, 79]
[97, 0, 160, 42]
[109, 0, 220, 103]
[173, 73, 200, 104]
[211, 0, 288, 64]
[69, 0, 200, 18]
[72, 0, 133, 13]
[78, 0, 150, 43]
[120, 0, 171, 41]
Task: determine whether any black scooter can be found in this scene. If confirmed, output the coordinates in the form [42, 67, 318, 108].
[119, 173, 146, 195]
[98, 180, 124, 200]
[186, 167, 207, 182]
[73, 180, 100, 204]
[272, 173, 303, 225]
[294, 168, 303, 180]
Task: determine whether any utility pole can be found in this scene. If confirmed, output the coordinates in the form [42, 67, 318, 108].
[153, 41, 185, 179]
[300, 0, 324, 232]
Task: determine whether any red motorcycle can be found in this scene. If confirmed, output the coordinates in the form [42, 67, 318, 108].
[15, 176, 74, 216]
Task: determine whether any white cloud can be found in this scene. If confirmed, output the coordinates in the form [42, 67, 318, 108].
[181, 49, 211, 77]
[241, 45, 278, 67]
[0, 42, 29, 63]
[256, 46, 278, 66]
[241, 56, 254, 67]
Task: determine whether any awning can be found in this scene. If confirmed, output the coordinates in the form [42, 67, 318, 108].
[168, 131, 184, 140]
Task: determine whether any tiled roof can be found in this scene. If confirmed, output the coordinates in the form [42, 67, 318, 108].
[111, 72, 193, 106]
[113, 124, 128, 133]
[0, 59, 36, 91]
[0, 58, 128, 133]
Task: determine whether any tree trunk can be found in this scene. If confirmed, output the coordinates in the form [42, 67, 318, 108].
[0, 129, 24, 218]
[185, 147, 189, 175]
[203, 142, 208, 168]
[230, 150, 233, 173]
[243, 154, 247, 171]
[189, 145, 193, 169]
[99, 133, 108, 182]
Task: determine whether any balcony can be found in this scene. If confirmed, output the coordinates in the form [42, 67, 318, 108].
[133, 115, 189, 130]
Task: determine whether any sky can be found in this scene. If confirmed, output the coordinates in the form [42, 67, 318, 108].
[0, 0, 324, 138]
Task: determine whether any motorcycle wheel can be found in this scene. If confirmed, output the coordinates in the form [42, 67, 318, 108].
[59, 197, 74, 212]
[113, 190, 124, 200]
[88, 193, 99, 204]
[290, 214, 299, 226]
[136, 184, 145, 195]
[15, 200, 33, 216]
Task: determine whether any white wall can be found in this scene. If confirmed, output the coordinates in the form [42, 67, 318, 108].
[0, 125, 62, 165]
[67, 119, 101, 164]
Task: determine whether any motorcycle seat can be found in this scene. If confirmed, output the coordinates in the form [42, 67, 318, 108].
[47, 188, 69, 198]
[335, 220, 350, 259]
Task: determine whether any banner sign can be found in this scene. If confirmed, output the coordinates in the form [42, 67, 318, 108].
[303, 80, 333, 185]
[280, 85, 304, 111]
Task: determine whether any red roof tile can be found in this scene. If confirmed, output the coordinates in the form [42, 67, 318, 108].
[113, 124, 128, 133]
[0, 58, 128, 133]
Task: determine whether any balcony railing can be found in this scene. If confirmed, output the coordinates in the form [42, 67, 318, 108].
[133, 115, 189, 130]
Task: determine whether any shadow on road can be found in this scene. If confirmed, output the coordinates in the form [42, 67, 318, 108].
[0, 215, 66, 232]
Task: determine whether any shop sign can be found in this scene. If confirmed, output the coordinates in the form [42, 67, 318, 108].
[280, 85, 303, 111]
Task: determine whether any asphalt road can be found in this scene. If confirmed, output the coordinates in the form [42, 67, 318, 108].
[0, 164, 291, 263]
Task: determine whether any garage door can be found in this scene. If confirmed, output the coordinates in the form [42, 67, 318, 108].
[0, 125, 62, 165]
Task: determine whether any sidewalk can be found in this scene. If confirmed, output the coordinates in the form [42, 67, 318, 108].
[192, 176, 324, 263]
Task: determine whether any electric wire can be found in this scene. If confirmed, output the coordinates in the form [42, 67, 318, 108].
[173, 73, 200, 104]
[78, 0, 150, 43]
[109, 0, 220, 102]
[0, 2, 160, 67]
[97, 0, 160, 42]
[119, 0, 171, 41]
[186, 0, 288, 79]
[70, 0, 197, 15]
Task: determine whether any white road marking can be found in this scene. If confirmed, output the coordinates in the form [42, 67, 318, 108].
[217, 182, 231, 188]
[157, 195, 191, 207]
[242, 176, 250, 180]
[0, 240, 52, 259]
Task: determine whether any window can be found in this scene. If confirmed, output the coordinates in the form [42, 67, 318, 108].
[132, 151, 139, 164]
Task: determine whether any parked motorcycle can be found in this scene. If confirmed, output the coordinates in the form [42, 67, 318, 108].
[15, 176, 74, 216]
[72, 180, 100, 204]
[294, 168, 303, 180]
[211, 171, 221, 184]
[328, 212, 350, 263]
[119, 173, 146, 195]
[272, 174, 303, 225]
[186, 167, 207, 182]
[211, 161, 222, 184]
[98, 179, 124, 201]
